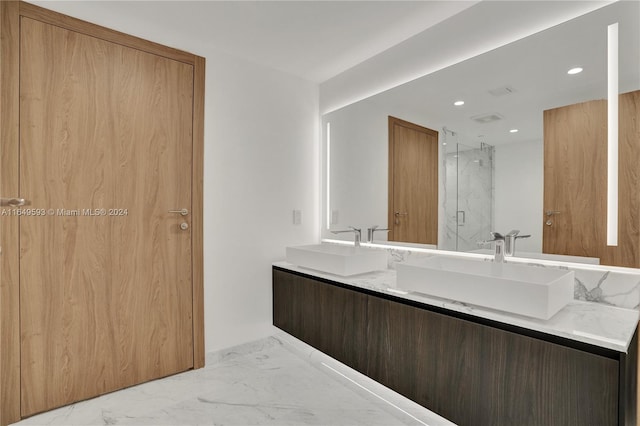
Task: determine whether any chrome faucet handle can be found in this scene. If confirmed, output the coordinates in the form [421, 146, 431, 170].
[489, 231, 505, 240]
[331, 226, 359, 232]
[503, 231, 530, 257]
[476, 238, 506, 262]
[331, 226, 362, 247]
[331, 228, 358, 234]
[493, 239, 505, 263]
[349, 227, 362, 246]
[367, 225, 389, 243]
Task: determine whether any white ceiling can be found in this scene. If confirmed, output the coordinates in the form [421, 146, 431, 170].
[325, 0, 640, 148]
[30, 1, 478, 83]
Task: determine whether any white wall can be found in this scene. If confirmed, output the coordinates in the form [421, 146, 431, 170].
[28, 1, 320, 354]
[494, 140, 543, 253]
[205, 53, 319, 352]
[322, 101, 387, 240]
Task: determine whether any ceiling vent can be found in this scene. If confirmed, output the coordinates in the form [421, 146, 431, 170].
[488, 86, 517, 96]
[471, 113, 504, 124]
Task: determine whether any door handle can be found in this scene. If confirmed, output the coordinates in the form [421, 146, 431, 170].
[545, 210, 560, 226]
[394, 211, 407, 225]
[169, 208, 188, 216]
[0, 197, 28, 207]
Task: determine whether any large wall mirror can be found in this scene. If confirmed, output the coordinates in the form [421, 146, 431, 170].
[322, 1, 639, 267]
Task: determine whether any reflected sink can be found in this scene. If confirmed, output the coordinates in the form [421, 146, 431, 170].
[396, 256, 574, 320]
[286, 244, 388, 276]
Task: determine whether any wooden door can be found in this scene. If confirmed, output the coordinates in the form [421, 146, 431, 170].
[18, 17, 194, 417]
[388, 116, 438, 244]
[543, 92, 639, 267]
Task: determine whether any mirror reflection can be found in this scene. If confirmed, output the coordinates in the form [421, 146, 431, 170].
[322, 1, 640, 267]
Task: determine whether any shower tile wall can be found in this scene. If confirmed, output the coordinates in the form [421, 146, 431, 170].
[444, 145, 494, 251]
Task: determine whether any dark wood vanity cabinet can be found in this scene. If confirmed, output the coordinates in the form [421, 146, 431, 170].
[273, 268, 368, 373]
[367, 296, 621, 425]
[273, 267, 637, 426]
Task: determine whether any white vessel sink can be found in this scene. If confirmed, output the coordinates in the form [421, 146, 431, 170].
[286, 244, 388, 276]
[396, 256, 574, 320]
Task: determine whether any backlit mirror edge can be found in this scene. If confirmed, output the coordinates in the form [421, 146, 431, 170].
[320, 6, 631, 270]
[607, 21, 618, 247]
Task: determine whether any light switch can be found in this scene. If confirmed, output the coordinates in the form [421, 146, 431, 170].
[293, 209, 302, 225]
[331, 210, 339, 225]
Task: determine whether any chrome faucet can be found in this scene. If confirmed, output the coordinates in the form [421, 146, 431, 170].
[367, 225, 389, 243]
[504, 230, 531, 257]
[478, 232, 506, 263]
[493, 239, 505, 263]
[331, 226, 361, 247]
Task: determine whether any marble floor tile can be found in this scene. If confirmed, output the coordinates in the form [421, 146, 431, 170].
[13, 333, 455, 426]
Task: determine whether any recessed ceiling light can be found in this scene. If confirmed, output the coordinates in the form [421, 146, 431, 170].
[442, 142, 447, 146]
[510, 129, 519, 133]
[567, 67, 583, 75]
[454, 100, 465, 106]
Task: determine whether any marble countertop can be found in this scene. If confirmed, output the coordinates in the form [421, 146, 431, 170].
[273, 261, 639, 353]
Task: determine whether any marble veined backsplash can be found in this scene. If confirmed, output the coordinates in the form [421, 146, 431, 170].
[373, 245, 640, 310]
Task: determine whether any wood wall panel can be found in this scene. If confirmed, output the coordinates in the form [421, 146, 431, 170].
[191, 55, 206, 370]
[618, 91, 640, 267]
[0, 2, 22, 425]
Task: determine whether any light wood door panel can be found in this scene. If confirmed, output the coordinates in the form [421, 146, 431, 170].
[19, 17, 194, 416]
[0, 2, 22, 425]
[543, 100, 607, 258]
[388, 117, 438, 244]
[543, 92, 640, 268]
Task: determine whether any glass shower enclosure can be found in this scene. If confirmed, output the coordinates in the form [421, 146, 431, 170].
[443, 141, 495, 252]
